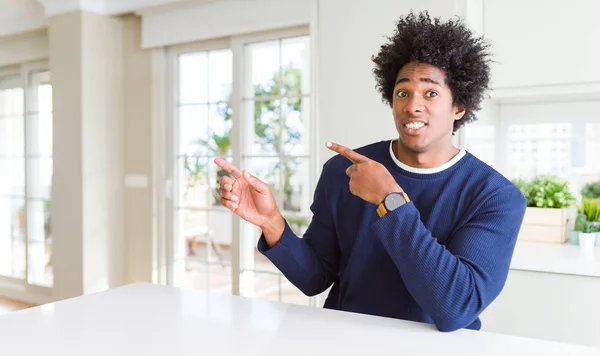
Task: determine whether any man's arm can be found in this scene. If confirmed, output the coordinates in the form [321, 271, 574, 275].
[371, 185, 526, 332]
[257, 163, 339, 297]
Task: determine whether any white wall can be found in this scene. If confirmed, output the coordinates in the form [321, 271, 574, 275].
[49, 11, 125, 299]
[481, 269, 600, 348]
[316, 0, 461, 165]
[482, 0, 600, 89]
[122, 15, 156, 284]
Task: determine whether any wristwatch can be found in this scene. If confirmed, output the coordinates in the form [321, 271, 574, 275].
[376, 192, 410, 218]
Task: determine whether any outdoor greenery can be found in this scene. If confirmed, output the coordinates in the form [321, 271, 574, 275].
[183, 65, 306, 216]
[581, 181, 600, 199]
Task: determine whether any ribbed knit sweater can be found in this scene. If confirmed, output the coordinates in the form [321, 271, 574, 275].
[258, 140, 527, 331]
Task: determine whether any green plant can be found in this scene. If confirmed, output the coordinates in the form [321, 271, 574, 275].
[286, 215, 309, 234]
[183, 154, 205, 190]
[581, 220, 600, 233]
[190, 65, 305, 209]
[512, 175, 575, 208]
[574, 214, 587, 232]
[581, 181, 600, 199]
[581, 198, 600, 222]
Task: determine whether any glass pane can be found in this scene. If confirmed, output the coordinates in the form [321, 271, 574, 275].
[0, 158, 25, 196]
[26, 113, 53, 156]
[509, 123, 571, 140]
[37, 83, 53, 113]
[208, 156, 233, 209]
[207, 103, 232, 157]
[245, 40, 280, 99]
[281, 36, 310, 96]
[179, 52, 208, 105]
[178, 156, 210, 209]
[239, 217, 309, 306]
[282, 97, 309, 156]
[177, 208, 233, 293]
[242, 157, 282, 200]
[179, 104, 209, 156]
[27, 199, 52, 286]
[245, 100, 281, 156]
[27, 157, 53, 200]
[0, 117, 24, 156]
[0, 86, 24, 117]
[508, 124, 572, 180]
[587, 123, 600, 139]
[180, 208, 209, 258]
[0, 197, 26, 279]
[284, 214, 311, 237]
[208, 49, 233, 103]
[586, 141, 600, 176]
[281, 157, 310, 215]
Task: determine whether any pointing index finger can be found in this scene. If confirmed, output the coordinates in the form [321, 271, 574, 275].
[214, 157, 243, 179]
[326, 141, 367, 163]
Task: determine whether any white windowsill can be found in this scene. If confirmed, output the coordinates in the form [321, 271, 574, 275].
[510, 241, 600, 277]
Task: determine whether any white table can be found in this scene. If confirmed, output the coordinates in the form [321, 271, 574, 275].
[0, 283, 598, 356]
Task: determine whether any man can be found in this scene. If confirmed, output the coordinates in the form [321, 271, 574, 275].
[214, 11, 526, 332]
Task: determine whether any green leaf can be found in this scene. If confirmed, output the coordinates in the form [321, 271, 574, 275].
[512, 175, 575, 208]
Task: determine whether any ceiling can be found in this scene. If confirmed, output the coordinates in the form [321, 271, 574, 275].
[0, 0, 223, 38]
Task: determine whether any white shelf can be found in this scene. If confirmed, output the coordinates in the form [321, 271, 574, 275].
[510, 242, 600, 277]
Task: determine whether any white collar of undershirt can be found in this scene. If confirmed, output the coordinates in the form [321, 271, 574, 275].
[389, 139, 466, 174]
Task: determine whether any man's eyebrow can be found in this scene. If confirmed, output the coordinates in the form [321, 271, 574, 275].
[395, 77, 442, 86]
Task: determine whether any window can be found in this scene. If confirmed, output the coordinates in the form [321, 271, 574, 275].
[239, 35, 312, 306]
[462, 102, 600, 200]
[171, 44, 234, 293]
[0, 64, 53, 289]
[165, 27, 314, 306]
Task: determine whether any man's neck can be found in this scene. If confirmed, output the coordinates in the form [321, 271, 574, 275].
[393, 140, 460, 169]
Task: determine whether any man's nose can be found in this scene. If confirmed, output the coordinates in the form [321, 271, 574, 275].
[404, 94, 424, 114]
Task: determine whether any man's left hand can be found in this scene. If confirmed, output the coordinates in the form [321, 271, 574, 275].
[326, 141, 404, 205]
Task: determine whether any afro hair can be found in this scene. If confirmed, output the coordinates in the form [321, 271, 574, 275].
[372, 11, 493, 132]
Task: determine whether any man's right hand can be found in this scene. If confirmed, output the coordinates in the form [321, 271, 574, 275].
[214, 157, 285, 247]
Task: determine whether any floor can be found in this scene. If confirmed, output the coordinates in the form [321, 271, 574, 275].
[0, 297, 33, 316]
[0, 242, 312, 317]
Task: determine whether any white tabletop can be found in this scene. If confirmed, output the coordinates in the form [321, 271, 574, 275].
[511, 242, 600, 277]
[0, 283, 598, 356]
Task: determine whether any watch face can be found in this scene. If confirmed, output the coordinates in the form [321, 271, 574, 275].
[384, 193, 407, 211]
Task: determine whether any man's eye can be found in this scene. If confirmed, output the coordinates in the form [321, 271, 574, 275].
[426, 91, 438, 97]
[397, 91, 407, 98]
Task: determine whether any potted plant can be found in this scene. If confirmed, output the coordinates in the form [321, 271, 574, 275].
[581, 198, 600, 247]
[570, 213, 587, 245]
[513, 175, 576, 244]
[578, 220, 599, 251]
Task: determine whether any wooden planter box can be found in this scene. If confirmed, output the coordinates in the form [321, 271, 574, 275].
[517, 207, 570, 244]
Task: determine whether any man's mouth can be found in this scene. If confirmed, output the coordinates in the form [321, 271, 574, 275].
[402, 121, 427, 135]
[404, 122, 426, 130]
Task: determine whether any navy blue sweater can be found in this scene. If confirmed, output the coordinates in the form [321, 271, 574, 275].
[257, 140, 526, 331]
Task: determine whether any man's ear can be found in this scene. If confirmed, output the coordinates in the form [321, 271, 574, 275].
[454, 106, 466, 121]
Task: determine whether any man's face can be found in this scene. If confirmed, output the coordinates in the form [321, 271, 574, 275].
[392, 62, 465, 153]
